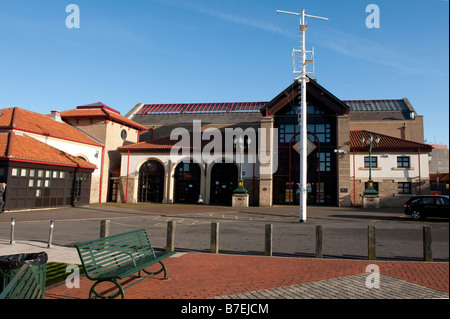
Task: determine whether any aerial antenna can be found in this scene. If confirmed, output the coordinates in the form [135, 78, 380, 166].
[276, 9, 328, 223]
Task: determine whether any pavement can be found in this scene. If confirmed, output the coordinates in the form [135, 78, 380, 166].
[0, 204, 448, 301]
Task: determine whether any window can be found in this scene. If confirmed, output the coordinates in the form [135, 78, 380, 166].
[11, 168, 18, 176]
[398, 182, 411, 194]
[20, 169, 27, 177]
[318, 152, 331, 172]
[28, 180, 35, 187]
[397, 156, 410, 168]
[364, 156, 377, 168]
[36, 189, 42, 197]
[53, 171, 58, 178]
[279, 124, 299, 144]
[307, 123, 331, 143]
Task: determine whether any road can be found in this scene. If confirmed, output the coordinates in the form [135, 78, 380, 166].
[0, 203, 448, 262]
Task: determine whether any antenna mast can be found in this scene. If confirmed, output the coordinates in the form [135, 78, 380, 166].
[276, 9, 328, 223]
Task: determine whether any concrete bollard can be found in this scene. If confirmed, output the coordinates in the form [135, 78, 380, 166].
[210, 222, 219, 254]
[265, 224, 273, 256]
[166, 220, 176, 252]
[315, 225, 323, 258]
[368, 225, 376, 260]
[100, 220, 110, 238]
[423, 225, 433, 262]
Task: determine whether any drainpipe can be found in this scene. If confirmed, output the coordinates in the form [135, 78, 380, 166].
[98, 145, 105, 203]
[125, 150, 130, 203]
[418, 148, 421, 195]
[353, 149, 356, 206]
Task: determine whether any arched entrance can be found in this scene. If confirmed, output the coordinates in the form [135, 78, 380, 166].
[138, 160, 164, 202]
[210, 162, 238, 206]
[174, 160, 201, 203]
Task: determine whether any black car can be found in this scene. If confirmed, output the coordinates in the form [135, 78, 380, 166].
[404, 195, 449, 220]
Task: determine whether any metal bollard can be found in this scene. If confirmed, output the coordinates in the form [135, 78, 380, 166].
[265, 224, 273, 256]
[10, 218, 15, 245]
[47, 220, 54, 248]
[210, 222, 219, 254]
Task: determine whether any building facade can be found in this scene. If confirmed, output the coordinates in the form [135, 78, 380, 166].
[121, 79, 432, 208]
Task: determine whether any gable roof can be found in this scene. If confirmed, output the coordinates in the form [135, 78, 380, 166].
[260, 78, 350, 116]
[350, 130, 432, 151]
[0, 132, 97, 169]
[61, 103, 148, 131]
[0, 107, 103, 147]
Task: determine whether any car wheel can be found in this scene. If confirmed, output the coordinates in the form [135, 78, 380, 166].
[411, 210, 422, 220]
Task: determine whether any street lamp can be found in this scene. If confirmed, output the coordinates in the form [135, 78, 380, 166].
[233, 135, 251, 194]
[361, 134, 380, 195]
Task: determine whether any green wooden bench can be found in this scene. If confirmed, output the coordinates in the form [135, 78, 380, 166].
[0, 264, 45, 299]
[75, 228, 175, 299]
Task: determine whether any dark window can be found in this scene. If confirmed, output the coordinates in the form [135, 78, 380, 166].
[279, 124, 299, 144]
[318, 152, 332, 172]
[364, 156, 378, 168]
[397, 156, 410, 168]
[307, 123, 331, 143]
[398, 182, 411, 194]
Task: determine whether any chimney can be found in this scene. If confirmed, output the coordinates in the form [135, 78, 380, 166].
[51, 110, 63, 122]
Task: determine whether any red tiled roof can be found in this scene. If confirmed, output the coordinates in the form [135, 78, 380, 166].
[0, 107, 102, 147]
[61, 103, 148, 131]
[0, 132, 97, 169]
[430, 173, 449, 182]
[350, 130, 433, 151]
[118, 135, 198, 152]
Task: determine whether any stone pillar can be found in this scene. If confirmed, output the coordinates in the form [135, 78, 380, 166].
[259, 117, 274, 207]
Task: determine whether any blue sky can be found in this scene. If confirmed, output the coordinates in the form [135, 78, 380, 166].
[0, 0, 448, 146]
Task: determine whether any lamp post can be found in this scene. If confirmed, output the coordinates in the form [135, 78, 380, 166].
[233, 135, 250, 194]
[361, 134, 380, 195]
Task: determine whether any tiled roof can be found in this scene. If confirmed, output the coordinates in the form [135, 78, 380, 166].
[137, 102, 267, 115]
[430, 173, 449, 182]
[0, 132, 97, 169]
[61, 103, 148, 131]
[343, 99, 412, 112]
[118, 135, 200, 152]
[350, 130, 432, 151]
[0, 107, 103, 147]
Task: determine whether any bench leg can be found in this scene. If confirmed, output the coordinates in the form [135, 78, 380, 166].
[142, 261, 169, 280]
[89, 279, 125, 299]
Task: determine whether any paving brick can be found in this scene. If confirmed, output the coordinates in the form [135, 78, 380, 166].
[45, 253, 449, 299]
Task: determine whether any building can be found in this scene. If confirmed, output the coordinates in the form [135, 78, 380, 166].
[60, 102, 148, 202]
[0, 79, 433, 210]
[350, 130, 432, 207]
[428, 144, 449, 174]
[0, 107, 101, 210]
[120, 79, 432, 208]
[0, 103, 147, 211]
